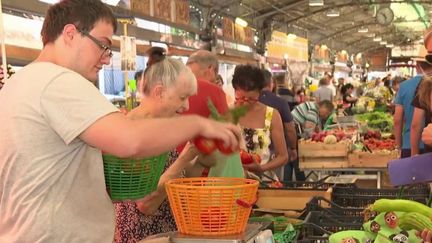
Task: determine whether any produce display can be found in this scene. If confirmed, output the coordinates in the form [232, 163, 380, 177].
[309, 130, 350, 143]
[356, 111, 394, 133]
[329, 199, 432, 243]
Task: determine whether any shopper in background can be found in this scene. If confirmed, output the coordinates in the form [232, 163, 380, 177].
[184, 50, 228, 117]
[260, 70, 298, 179]
[291, 100, 335, 138]
[0, 1, 241, 242]
[136, 47, 166, 96]
[394, 75, 423, 158]
[415, 76, 432, 152]
[341, 83, 357, 115]
[275, 74, 297, 110]
[232, 65, 288, 181]
[295, 87, 307, 104]
[410, 28, 432, 156]
[181, 50, 231, 176]
[215, 74, 224, 87]
[324, 72, 337, 97]
[314, 77, 333, 103]
[115, 58, 200, 242]
[288, 100, 334, 181]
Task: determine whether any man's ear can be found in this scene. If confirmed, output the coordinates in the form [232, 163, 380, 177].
[62, 24, 78, 45]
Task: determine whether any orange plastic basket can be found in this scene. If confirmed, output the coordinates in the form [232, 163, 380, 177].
[165, 177, 259, 236]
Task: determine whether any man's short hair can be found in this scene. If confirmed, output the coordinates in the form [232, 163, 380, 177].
[318, 100, 334, 111]
[262, 69, 272, 87]
[41, 0, 117, 46]
[186, 50, 219, 72]
[273, 74, 286, 86]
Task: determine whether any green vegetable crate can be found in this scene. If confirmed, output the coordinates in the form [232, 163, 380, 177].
[103, 153, 167, 201]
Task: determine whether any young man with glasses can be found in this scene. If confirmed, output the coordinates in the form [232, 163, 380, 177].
[0, 1, 241, 242]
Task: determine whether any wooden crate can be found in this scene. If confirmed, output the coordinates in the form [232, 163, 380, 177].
[299, 140, 351, 169]
[348, 151, 399, 168]
[256, 187, 333, 211]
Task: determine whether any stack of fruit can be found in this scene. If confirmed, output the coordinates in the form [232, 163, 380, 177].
[310, 130, 349, 144]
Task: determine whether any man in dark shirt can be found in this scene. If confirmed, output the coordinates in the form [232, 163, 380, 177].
[259, 70, 304, 181]
[274, 74, 297, 110]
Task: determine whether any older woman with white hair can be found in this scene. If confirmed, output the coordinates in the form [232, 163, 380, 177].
[114, 57, 201, 242]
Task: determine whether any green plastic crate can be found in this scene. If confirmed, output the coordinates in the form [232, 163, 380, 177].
[103, 153, 168, 201]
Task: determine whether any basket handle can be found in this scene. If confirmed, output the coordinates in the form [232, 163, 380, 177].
[236, 194, 258, 208]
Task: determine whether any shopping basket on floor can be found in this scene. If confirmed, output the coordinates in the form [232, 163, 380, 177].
[103, 153, 167, 201]
[165, 177, 259, 236]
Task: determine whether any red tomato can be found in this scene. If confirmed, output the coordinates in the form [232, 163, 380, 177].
[193, 136, 217, 154]
[252, 153, 261, 164]
[200, 206, 228, 230]
[240, 150, 254, 164]
[215, 139, 237, 154]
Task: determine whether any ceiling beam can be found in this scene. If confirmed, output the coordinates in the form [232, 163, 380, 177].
[254, 0, 306, 20]
[284, 0, 432, 25]
[316, 21, 378, 43]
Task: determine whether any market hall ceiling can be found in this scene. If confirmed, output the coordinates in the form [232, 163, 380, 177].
[191, 0, 432, 53]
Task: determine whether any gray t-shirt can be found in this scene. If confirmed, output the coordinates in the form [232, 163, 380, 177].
[0, 62, 118, 242]
[314, 86, 333, 102]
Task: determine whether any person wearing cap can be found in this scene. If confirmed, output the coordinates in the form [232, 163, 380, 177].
[413, 27, 432, 243]
[410, 28, 432, 157]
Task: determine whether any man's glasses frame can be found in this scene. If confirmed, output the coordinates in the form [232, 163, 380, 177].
[76, 28, 113, 58]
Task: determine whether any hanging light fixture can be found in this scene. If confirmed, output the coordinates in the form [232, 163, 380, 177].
[102, 0, 121, 5]
[39, 0, 59, 4]
[386, 44, 394, 48]
[309, 0, 324, 6]
[358, 27, 368, 33]
[287, 33, 297, 39]
[326, 9, 340, 17]
[380, 41, 387, 45]
[235, 17, 248, 27]
[373, 37, 382, 42]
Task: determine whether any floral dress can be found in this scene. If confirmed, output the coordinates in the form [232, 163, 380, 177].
[114, 150, 181, 243]
[242, 106, 278, 181]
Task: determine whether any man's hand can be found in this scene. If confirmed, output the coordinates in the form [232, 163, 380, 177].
[422, 124, 432, 145]
[199, 118, 242, 152]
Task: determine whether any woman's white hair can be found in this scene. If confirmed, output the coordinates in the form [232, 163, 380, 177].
[141, 57, 196, 95]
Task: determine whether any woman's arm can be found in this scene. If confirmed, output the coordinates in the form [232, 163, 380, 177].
[411, 108, 425, 156]
[393, 105, 404, 148]
[262, 110, 289, 171]
[136, 144, 198, 215]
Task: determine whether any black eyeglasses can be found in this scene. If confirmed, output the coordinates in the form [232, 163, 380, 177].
[426, 53, 432, 64]
[77, 29, 113, 58]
